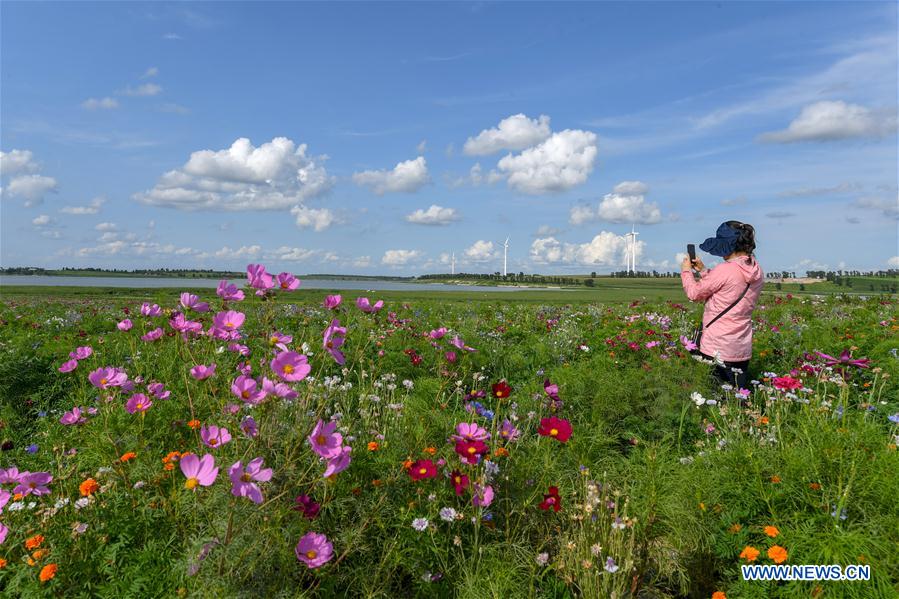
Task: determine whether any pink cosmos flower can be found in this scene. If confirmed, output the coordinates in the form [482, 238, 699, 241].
[323, 295, 342, 309]
[126, 393, 152, 414]
[231, 375, 267, 404]
[295, 532, 334, 569]
[445, 351, 457, 364]
[213, 310, 245, 333]
[117, 318, 133, 331]
[228, 343, 250, 356]
[69, 346, 93, 360]
[543, 379, 560, 401]
[180, 453, 218, 489]
[88, 367, 128, 389]
[680, 335, 698, 351]
[429, 327, 448, 340]
[275, 272, 300, 291]
[147, 382, 171, 399]
[58, 359, 78, 373]
[141, 327, 164, 342]
[0, 467, 23, 485]
[190, 364, 216, 380]
[449, 336, 476, 352]
[472, 483, 494, 508]
[229, 457, 272, 504]
[0, 522, 8, 545]
[323, 319, 347, 365]
[323, 446, 352, 478]
[451, 422, 490, 443]
[13, 471, 53, 497]
[200, 425, 232, 448]
[60, 407, 87, 426]
[499, 419, 520, 442]
[217, 280, 245, 302]
[0, 489, 9, 512]
[262, 377, 298, 400]
[247, 264, 274, 296]
[170, 313, 203, 334]
[308, 420, 344, 459]
[240, 416, 259, 438]
[140, 302, 162, 317]
[180, 292, 210, 312]
[356, 297, 384, 313]
[268, 331, 292, 346]
[270, 351, 311, 382]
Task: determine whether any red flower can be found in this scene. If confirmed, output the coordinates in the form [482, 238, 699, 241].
[450, 470, 470, 495]
[772, 376, 802, 391]
[537, 416, 572, 442]
[539, 486, 562, 511]
[408, 459, 437, 481]
[492, 381, 512, 399]
[454, 440, 488, 465]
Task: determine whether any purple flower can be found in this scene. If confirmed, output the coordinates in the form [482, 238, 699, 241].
[356, 297, 384, 313]
[88, 367, 128, 389]
[181, 453, 218, 489]
[295, 532, 334, 569]
[147, 382, 171, 399]
[69, 346, 93, 360]
[141, 327, 163, 342]
[449, 336, 476, 352]
[270, 351, 311, 382]
[429, 327, 448, 339]
[888, 413, 899, 425]
[13, 471, 53, 496]
[261, 377, 298, 400]
[275, 272, 300, 291]
[604, 556, 619, 573]
[140, 303, 162, 317]
[471, 484, 494, 508]
[499, 419, 520, 442]
[292, 494, 321, 520]
[180, 292, 210, 312]
[323, 446, 352, 478]
[451, 422, 490, 443]
[0, 467, 23, 484]
[323, 294, 342, 309]
[200, 425, 232, 449]
[212, 310, 245, 339]
[217, 280, 245, 302]
[680, 335, 698, 351]
[0, 522, 7, 545]
[323, 319, 347, 365]
[117, 319, 133, 331]
[58, 359, 78, 373]
[231, 375, 267, 404]
[229, 457, 272, 504]
[125, 393, 153, 414]
[190, 364, 216, 380]
[240, 416, 259, 438]
[246, 264, 273, 294]
[60, 407, 87, 426]
[308, 420, 343, 459]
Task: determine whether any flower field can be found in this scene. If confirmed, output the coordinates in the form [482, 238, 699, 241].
[0, 266, 897, 598]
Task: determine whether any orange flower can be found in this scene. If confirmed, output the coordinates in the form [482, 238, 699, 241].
[768, 545, 788, 563]
[712, 592, 727, 599]
[39, 563, 58, 583]
[13, 493, 24, 501]
[739, 546, 760, 562]
[79, 478, 100, 497]
[698, 502, 706, 511]
[402, 459, 413, 470]
[32, 549, 48, 560]
[808, 482, 821, 491]
[367, 441, 379, 451]
[423, 446, 437, 455]
[120, 452, 137, 462]
[770, 475, 781, 484]
[25, 535, 44, 550]
[371, 479, 382, 487]
[0, 557, 7, 569]
[758, 416, 769, 425]
[764, 525, 780, 538]
[493, 447, 510, 458]
[728, 523, 742, 534]
[187, 419, 201, 429]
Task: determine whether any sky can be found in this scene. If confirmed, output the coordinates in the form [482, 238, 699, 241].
[1, 1, 897, 276]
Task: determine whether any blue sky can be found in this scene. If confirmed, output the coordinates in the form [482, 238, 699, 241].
[2, 1, 897, 275]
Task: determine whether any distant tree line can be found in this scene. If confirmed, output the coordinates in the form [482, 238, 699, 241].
[1, 267, 243, 278]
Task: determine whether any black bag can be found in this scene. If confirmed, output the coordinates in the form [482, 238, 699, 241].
[690, 282, 751, 354]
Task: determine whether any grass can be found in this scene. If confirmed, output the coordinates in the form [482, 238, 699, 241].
[0, 283, 896, 597]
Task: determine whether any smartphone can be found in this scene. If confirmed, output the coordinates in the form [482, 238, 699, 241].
[687, 244, 696, 263]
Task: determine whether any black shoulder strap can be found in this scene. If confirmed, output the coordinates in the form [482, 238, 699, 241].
[702, 282, 751, 330]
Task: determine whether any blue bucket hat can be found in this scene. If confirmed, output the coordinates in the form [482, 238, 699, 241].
[699, 222, 740, 257]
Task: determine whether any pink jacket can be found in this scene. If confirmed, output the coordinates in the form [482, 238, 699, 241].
[681, 256, 764, 361]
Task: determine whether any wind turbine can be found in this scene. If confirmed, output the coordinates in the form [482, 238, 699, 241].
[627, 224, 639, 273]
[501, 237, 509, 277]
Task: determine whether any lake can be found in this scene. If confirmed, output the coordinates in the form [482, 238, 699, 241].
[0, 275, 561, 293]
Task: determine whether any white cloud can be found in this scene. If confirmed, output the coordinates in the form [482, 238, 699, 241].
[382, 249, 421, 266]
[159, 103, 190, 115]
[778, 182, 861, 198]
[0, 149, 58, 206]
[570, 180, 662, 226]
[852, 195, 899, 220]
[4, 175, 58, 206]
[121, 83, 163, 97]
[269, 245, 319, 262]
[464, 240, 497, 262]
[142, 66, 159, 79]
[535, 224, 562, 236]
[720, 196, 747, 206]
[290, 205, 339, 231]
[353, 255, 372, 268]
[530, 231, 642, 267]
[497, 129, 597, 194]
[134, 137, 334, 210]
[82, 97, 119, 110]
[887, 256, 899, 268]
[0, 149, 38, 177]
[759, 101, 897, 143]
[569, 204, 596, 226]
[612, 180, 649, 195]
[406, 205, 460, 226]
[206, 245, 262, 260]
[463, 114, 552, 156]
[163, 33, 182, 40]
[417, 139, 427, 154]
[32, 214, 51, 226]
[353, 156, 429, 195]
[61, 196, 105, 215]
[95, 222, 118, 231]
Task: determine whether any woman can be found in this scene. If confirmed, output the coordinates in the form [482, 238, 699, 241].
[681, 221, 764, 389]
